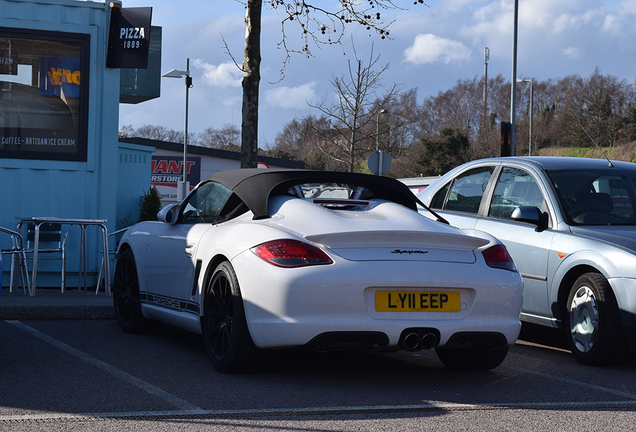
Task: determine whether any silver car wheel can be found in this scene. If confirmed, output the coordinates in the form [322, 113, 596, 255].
[569, 285, 599, 353]
[565, 272, 626, 366]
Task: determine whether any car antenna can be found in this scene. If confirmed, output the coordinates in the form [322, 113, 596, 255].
[580, 124, 613, 167]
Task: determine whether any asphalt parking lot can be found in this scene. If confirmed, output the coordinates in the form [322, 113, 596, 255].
[1, 289, 635, 431]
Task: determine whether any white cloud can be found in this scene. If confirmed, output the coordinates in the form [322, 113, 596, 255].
[192, 59, 242, 88]
[563, 46, 582, 59]
[622, 0, 636, 14]
[443, 0, 489, 13]
[467, 0, 514, 41]
[552, 10, 597, 34]
[264, 82, 317, 109]
[602, 14, 622, 37]
[403, 34, 471, 65]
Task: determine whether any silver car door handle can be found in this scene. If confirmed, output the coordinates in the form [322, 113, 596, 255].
[185, 244, 195, 257]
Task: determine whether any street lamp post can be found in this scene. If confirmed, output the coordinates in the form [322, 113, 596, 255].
[483, 47, 489, 116]
[517, 78, 534, 156]
[510, 0, 519, 156]
[375, 109, 388, 175]
[162, 58, 193, 201]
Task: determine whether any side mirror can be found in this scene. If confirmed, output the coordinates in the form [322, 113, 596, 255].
[157, 204, 180, 224]
[511, 206, 541, 224]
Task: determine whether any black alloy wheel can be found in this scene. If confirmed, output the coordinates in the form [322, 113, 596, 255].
[202, 261, 264, 373]
[112, 248, 151, 333]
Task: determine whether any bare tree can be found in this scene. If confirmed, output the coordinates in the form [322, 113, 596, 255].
[369, 89, 420, 177]
[563, 70, 633, 147]
[119, 124, 191, 144]
[238, 0, 426, 168]
[241, 0, 262, 168]
[378, 89, 419, 156]
[269, 115, 340, 170]
[307, 45, 399, 172]
[268, 69, 636, 176]
[199, 124, 241, 151]
[118, 124, 135, 139]
[417, 76, 483, 143]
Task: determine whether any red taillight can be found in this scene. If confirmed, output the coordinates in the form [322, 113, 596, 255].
[251, 240, 333, 268]
[482, 244, 517, 272]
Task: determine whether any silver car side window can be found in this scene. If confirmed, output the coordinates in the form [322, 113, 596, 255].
[443, 167, 494, 214]
[489, 167, 544, 220]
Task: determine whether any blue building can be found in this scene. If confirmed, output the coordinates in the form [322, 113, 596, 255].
[0, 0, 302, 290]
[1, 0, 122, 289]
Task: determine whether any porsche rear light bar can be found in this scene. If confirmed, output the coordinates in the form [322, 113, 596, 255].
[252, 239, 334, 268]
[482, 244, 517, 272]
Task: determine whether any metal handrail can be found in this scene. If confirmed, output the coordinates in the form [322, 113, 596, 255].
[96, 227, 130, 295]
[0, 226, 31, 294]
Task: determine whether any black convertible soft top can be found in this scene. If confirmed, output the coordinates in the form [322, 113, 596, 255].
[207, 169, 423, 220]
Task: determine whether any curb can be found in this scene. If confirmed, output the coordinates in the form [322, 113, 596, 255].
[0, 288, 115, 320]
[0, 304, 115, 320]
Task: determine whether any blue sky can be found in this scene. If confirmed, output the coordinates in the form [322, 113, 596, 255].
[118, 0, 636, 148]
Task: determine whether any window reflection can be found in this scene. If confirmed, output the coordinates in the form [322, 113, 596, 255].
[0, 29, 88, 161]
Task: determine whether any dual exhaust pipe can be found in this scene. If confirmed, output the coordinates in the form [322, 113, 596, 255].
[400, 329, 439, 351]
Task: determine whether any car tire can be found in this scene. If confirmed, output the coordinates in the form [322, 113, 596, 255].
[565, 272, 626, 366]
[435, 345, 509, 371]
[112, 249, 152, 333]
[202, 261, 265, 373]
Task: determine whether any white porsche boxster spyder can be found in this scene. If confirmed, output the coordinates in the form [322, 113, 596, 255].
[113, 169, 523, 372]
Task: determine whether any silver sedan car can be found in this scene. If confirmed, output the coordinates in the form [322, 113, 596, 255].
[417, 156, 636, 366]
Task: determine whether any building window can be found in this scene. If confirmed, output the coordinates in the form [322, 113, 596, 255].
[0, 28, 89, 161]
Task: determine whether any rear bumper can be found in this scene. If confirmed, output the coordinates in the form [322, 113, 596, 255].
[231, 251, 523, 350]
[301, 329, 510, 352]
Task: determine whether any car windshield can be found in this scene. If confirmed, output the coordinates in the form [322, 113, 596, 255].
[548, 168, 636, 225]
